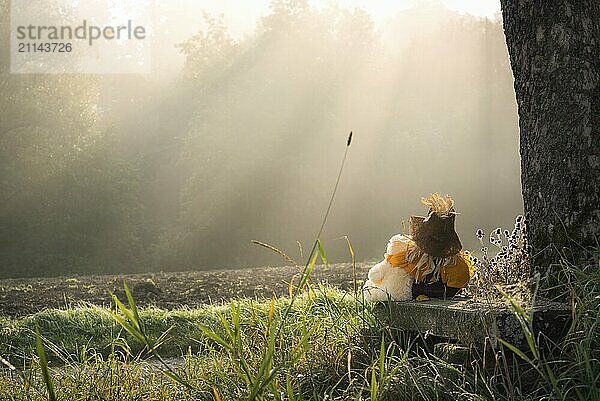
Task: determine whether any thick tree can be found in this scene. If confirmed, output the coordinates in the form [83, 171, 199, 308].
[500, 1, 600, 274]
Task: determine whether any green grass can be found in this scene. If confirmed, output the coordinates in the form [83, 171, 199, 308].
[0, 287, 376, 400]
[0, 256, 598, 401]
[0, 287, 361, 362]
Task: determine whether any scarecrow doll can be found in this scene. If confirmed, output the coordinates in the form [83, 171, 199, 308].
[363, 193, 474, 302]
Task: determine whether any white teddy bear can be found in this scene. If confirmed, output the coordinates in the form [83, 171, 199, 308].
[363, 234, 414, 302]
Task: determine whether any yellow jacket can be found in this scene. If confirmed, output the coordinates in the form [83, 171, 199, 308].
[385, 235, 474, 289]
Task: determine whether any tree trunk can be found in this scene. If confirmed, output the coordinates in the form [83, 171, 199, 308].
[500, 1, 600, 276]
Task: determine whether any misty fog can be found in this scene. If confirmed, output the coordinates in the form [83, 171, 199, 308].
[0, 0, 521, 278]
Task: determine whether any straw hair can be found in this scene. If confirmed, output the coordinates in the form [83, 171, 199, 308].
[420, 193, 455, 217]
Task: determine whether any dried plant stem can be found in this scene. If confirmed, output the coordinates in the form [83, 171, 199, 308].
[276, 131, 352, 336]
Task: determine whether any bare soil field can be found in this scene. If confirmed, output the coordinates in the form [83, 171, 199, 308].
[0, 263, 370, 317]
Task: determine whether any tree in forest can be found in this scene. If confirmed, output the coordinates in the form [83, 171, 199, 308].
[500, 1, 600, 276]
[0, 0, 144, 277]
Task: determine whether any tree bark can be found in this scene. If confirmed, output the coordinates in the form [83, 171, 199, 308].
[500, 1, 600, 274]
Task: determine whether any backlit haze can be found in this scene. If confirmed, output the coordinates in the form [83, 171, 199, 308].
[153, 0, 502, 76]
[1, 0, 522, 278]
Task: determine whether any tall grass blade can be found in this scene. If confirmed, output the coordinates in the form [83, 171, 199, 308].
[378, 334, 386, 388]
[111, 292, 141, 332]
[317, 239, 328, 268]
[342, 235, 357, 295]
[286, 373, 296, 401]
[212, 385, 223, 401]
[198, 325, 232, 351]
[269, 295, 276, 326]
[111, 283, 197, 391]
[35, 326, 56, 401]
[299, 250, 318, 291]
[110, 312, 146, 344]
[123, 282, 142, 326]
[251, 240, 298, 267]
[498, 286, 539, 359]
[218, 312, 234, 342]
[498, 338, 533, 365]
[0, 355, 16, 373]
[370, 366, 379, 401]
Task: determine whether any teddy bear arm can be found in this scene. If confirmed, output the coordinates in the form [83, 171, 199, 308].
[367, 260, 390, 284]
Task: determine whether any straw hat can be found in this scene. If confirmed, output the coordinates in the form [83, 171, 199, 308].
[409, 193, 462, 258]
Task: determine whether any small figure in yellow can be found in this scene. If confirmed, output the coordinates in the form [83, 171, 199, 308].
[363, 193, 474, 302]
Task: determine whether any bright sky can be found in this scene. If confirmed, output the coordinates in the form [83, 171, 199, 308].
[151, 0, 501, 76]
[163, 0, 501, 39]
[310, 0, 501, 22]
